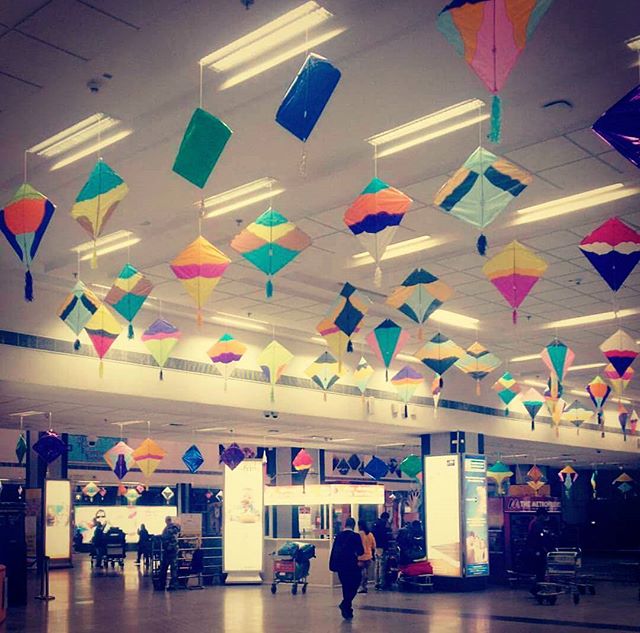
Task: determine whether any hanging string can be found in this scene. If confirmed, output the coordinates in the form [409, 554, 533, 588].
[91, 117, 104, 269]
[266, 181, 274, 298]
[23, 151, 28, 184]
[199, 63, 204, 109]
[477, 103, 488, 255]
[299, 25, 310, 177]
[373, 144, 378, 179]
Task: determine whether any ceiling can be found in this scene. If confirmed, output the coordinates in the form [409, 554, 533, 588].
[0, 1, 639, 446]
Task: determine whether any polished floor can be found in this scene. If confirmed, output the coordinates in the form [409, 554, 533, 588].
[3, 558, 639, 633]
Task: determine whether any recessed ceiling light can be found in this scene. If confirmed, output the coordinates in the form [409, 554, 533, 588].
[351, 235, 432, 264]
[542, 307, 640, 329]
[201, 177, 284, 219]
[510, 353, 541, 362]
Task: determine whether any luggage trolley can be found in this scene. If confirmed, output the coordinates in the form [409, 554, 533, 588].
[270, 542, 315, 595]
[535, 548, 595, 605]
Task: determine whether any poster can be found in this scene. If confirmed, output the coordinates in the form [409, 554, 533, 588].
[463, 456, 489, 577]
[223, 460, 263, 576]
[25, 488, 41, 559]
[424, 455, 461, 577]
[45, 480, 71, 561]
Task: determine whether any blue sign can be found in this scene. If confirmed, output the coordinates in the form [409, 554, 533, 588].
[463, 455, 489, 577]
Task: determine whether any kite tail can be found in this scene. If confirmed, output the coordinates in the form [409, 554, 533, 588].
[128, 323, 134, 339]
[385, 368, 389, 382]
[374, 265, 382, 288]
[475, 380, 481, 397]
[623, 430, 627, 442]
[531, 419, 535, 431]
[404, 404, 408, 418]
[159, 369, 164, 381]
[598, 410, 604, 437]
[74, 339, 81, 351]
[488, 94, 502, 144]
[512, 309, 517, 325]
[24, 269, 34, 302]
[266, 278, 273, 299]
[504, 407, 509, 417]
[555, 425, 559, 438]
[323, 391, 327, 402]
[576, 427, 579, 436]
[347, 339, 353, 353]
[476, 233, 487, 256]
[196, 309, 203, 326]
[99, 359, 104, 378]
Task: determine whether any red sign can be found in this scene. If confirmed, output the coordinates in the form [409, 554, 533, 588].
[504, 497, 561, 513]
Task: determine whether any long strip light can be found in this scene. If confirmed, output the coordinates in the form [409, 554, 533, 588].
[509, 353, 540, 362]
[567, 363, 606, 372]
[512, 183, 640, 225]
[542, 307, 640, 329]
[202, 178, 284, 218]
[430, 308, 479, 330]
[72, 231, 140, 262]
[211, 315, 267, 332]
[367, 99, 487, 158]
[351, 235, 432, 264]
[50, 129, 132, 171]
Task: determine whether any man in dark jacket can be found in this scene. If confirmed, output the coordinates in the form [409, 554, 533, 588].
[372, 512, 392, 589]
[329, 517, 364, 620]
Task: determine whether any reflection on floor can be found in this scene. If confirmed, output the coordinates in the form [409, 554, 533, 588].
[3, 556, 640, 633]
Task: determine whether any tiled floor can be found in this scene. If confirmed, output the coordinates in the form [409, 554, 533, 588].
[3, 558, 639, 633]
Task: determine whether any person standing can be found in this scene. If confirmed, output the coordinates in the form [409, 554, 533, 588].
[136, 523, 150, 566]
[159, 516, 181, 590]
[329, 517, 364, 620]
[527, 508, 552, 583]
[357, 520, 376, 594]
[372, 512, 391, 589]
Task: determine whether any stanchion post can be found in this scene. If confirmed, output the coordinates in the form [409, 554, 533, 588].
[35, 556, 55, 602]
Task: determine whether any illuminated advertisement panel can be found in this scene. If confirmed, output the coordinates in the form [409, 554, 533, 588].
[264, 483, 385, 506]
[463, 455, 489, 577]
[45, 480, 71, 561]
[424, 455, 461, 577]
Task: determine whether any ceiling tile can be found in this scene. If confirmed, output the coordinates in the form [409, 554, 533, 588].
[506, 137, 590, 173]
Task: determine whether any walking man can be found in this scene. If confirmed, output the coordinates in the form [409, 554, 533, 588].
[329, 517, 364, 620]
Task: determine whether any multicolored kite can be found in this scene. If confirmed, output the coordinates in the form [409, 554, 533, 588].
[0, 183, 55, 300]
[437, 0, 555, 143]
[257, 340, 294, 402]
[434, 146, 531, 253]
[353, 356, 375, 397]
[600, 329, 638, 378]
[604, 363, 634, 402]
[617, 405, 630, 440]
[630, 409, 639, 436]
[82, 482, 99, 501]
[170, 235, 231, 324]
[586, 375, 611, 437]
[104, 441, 136, 474]
[526, 464, 545, 495]
[558, 465, 578, 499]
[386, 268, 453, 338]
[482, 240, 547, 323]
[132, 438, 167, 481]
[84, 303, 123, 377]
[105, 263, 153, 338]
[487, 461, 513, 495]
[344, 178, 412, 286]
[326, 282, 371, 353]
[70, 160, 129, 268]
[492, 371, 520, 415]
[613, 472, 634, 496]
[58, 280, 100, 350]
[544, 381, 566, 436]
[366, 319, 410, 380]
[391, 366, 423, 417]
[579, 217, 640, 291]
[415, 332, 464, 389]
[455, 341, 501, 395]
[541, 338, 574, 403]
[230, 208, 311, 297]
[208, 333, 247, 388]
[305, 351, 342, 400]
[520, 387, 544, 431]
[141, 318, 181, 380]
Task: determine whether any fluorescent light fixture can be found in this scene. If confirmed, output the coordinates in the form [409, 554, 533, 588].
[378, 442, 406, 447]
[430, 308, 479, 330]
[567, 363, 606, 372]
[195, 426, 228, 433]
[512, 184, 640, 225]
[542, 307, 640, 329]
[367, 99, 487, 158]
[73, 230, 133, 254]
[351, 235, 432, 264]
[396, 353, 419, 363]
[510, 353, 541, 362]
[626, 35, 640, 51]
[211, 315, 267, 332]
[202, 177, 284, 218]
[78, 237, 140, 262]
[110, 420, 146, 427]
[9, 410, 46, 417]
[522, 379, 547, 389]
[50, 129, 132, 171]
[310, 336, 327, 345]
[328, 438, 354, 443]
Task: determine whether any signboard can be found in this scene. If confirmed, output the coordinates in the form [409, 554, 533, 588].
[223, 460, 263, 582]
[424, 455, 461, 577]
[264, 483, 385, 506]
[463, 456, 489, 577]
[505, 497, 561, 513]
[45, 480, 71, 562]
[179, 513, 202, 537]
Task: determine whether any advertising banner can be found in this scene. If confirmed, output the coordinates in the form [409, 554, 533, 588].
[45, 480, 71, 561]
[264, 483, 384, 506]
[504, 497, 561, 513]
[463, 456, 489, 577]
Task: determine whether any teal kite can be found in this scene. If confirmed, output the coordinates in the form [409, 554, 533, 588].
[57, 280, 101, 350]
[105, 263, 153, 339]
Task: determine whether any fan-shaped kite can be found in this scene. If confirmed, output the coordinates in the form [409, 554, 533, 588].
[521, 387, 544, 431]
[434, 146, 532, 253]
[353, 356, 375, 397]
[208, 333, 247, 388]
[599, 329, 638, 378]
[437, 0, 555, 143]
[172, 107, 232, 189]
[170, 235, 231, 324]
[322, 282, 372, 355]
[230, 208, 311, 297]
[482, 240, 547, 323]
[257, 340, 294, 402]
[84, 303, 123, 377]
[305, 351, 342, 401]
[579, 217, 640, 291]
[141, 318, 181, 381]
[386, 268, 453, 338]
[219, 443, 245, 471]
[592, 84, 640, 170]
[0, 183, 55, 300]
[415, 333, 464, 390]
[391, 366, 423, 418]
[33, 431, 66, 464]
[70, 160, 129, 268]
[562, 399, 593, 435]
[58, 280, 100, 350]
[558, 465, 578, 499]
[105, 263, 153, 339]
[492, 371, 520, 415]
[132, 438, 167, 481]
[344, 178, 412, 286]
[82, 482, 99, 501]
[455, 341, 501, 395]
[276, 53, 342, 142]
[182, 444, 205, 474]
[526, 464, 545, 495]
[487, 461, 513, 495]
[366, 319, 410, 381]
[541, 338, 574, 396]
[586, 375, 611, 437]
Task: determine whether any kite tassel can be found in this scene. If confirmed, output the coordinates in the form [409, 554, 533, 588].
[74, 339, 81, 351]
[512, 309, 517, 325]
[159, 369, 164, 381]
[475, 380, 481, 397]
[488, 94, 502, 144]
[24, 269, 34, 302]
[385, 368, 389, 382]
[347, 339, 353, 353]
[196, 309, 203, 327]
[266, 278, 273, 299]
[476, 233, 488, 256]
[374, 265, 382, 288]
[404, 404, 408, 419]
[439, 376, 443, 390]
[99, 359, 104, 378]
[531, 419, 535, 432]
[323, 391, 327, 402]
[128, 323, 134, 339]
[504, 407, 509, 417]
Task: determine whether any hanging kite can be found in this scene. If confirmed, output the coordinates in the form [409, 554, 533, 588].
[69, 160, 129, 268]
[132, 438, 167, 483]
[292, 448, 314, 489]
[172, 108, 232, 188]
[543, 380, 566, 437]
[364, 456, 389, 481]
[437, 0, 555, 143]
[0, 183, 55, 301]
[604, 363, 634, 401]
[579, 217, 640, 291]
[366, 319, 410, 381]
[455, 341, 501, 395]
[208, 333, 247, 389]
[344, 178, 412, 286]
[161, 487, 175, 504]
[590, 470, 598, 499]
[386, 268, 453, 338]
[182, 445, 205, 474]
[305, 351, 342, 401]
[391, 366, 423, 417]
[105, 263, 153, 339]
[257, 340, 294, 402]
[219, 443, 245, 470]
[103, 441, 136, 477]
[630, 409, 639, 436]
[526, 464, 545, 495]
[415, 332, 464, 392]
[84, 303, 123, 377]
[434, 146, 532, 253]
[482, 240, 547, 323]
[82, 482, 99, 501]
[141, 318, 182, 381]
[57, 280, 101, 350]
[617, 405, 630, 440]
[33, 431, 66, 464]
[170, 235, 231, 324]
[353, 356, 375, 398]
[592, 84, 640, 169]
[492, 371, 520, 415]
[613, 472, 635, 496]
[558, 465, 578, 499]
[487, 461, 513, 495]
[586, 375, 611, 438]
[230, 208, 311, 297]
[520, 387, 544, 431]
[16, 433, 27, 465]
[561, 399, 593, 435]
[541, 338, 574, 396]
[600, 329, 638, 378]
[125, 488, 141, 505]
[399, 454, 422, 480]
